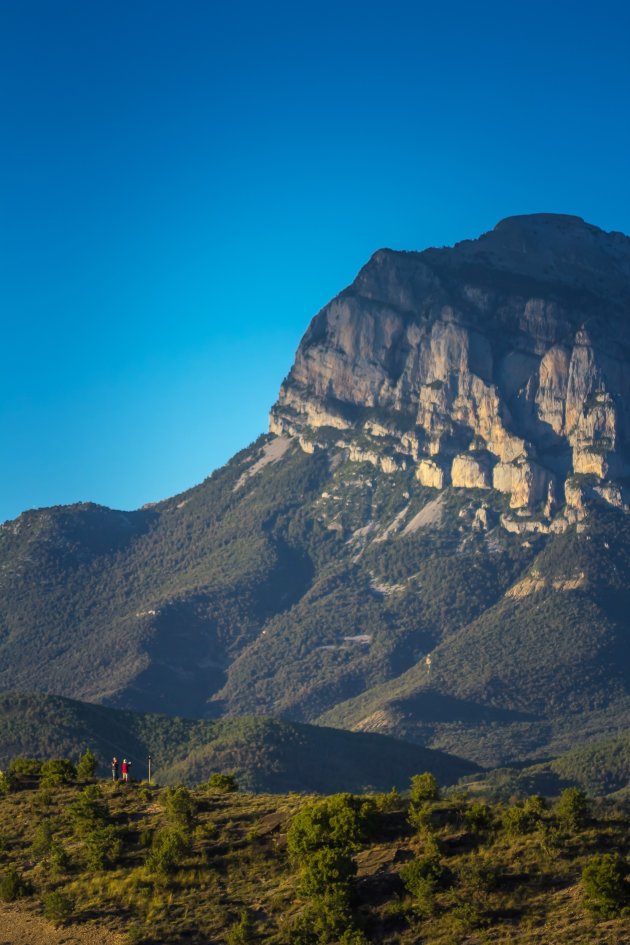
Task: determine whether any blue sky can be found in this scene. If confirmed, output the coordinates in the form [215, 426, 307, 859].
[2, 1, 630, 522]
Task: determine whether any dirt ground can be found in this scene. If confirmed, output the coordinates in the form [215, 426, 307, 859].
[0, 905, 125, 945]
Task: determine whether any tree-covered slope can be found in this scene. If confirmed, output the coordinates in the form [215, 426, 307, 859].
[2, 436, 630, 769]
[3, 215, 630, 771]
[0, 692, 477, 792]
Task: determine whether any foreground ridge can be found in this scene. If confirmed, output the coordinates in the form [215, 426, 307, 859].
[0, 759, 628, 943]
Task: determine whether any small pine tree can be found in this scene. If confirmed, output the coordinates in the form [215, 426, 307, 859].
[40, 759, 76, 787]
[556, 788, 589, 830]
[409, 773, 440, 804]
[76, 749, 98, 781]
[43, 890, 74, 924]
[0, 866, 29, 902]
[207, 773, 239, 793]
[582, 853, 630, 918]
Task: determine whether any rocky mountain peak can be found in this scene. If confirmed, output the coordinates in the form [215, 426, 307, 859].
[270, 215, 630, 533]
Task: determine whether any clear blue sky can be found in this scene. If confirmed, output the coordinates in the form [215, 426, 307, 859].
[2, 1, 630, 522]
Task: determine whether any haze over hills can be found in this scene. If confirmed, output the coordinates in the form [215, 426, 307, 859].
[2, 214, 630, 773]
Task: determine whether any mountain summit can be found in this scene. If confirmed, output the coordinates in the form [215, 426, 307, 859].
[2, 214, 630, 769]
[271, 214, 630, 534]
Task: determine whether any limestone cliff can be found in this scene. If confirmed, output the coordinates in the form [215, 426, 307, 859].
[270, 214, 630, 530]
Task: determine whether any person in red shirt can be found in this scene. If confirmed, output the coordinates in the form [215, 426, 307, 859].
[122, 758, 129, 782]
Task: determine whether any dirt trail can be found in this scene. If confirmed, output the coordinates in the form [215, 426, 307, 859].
[0, 905, 125, 945]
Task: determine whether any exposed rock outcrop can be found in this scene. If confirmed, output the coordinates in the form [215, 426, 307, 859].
[271, 214, 630, 527]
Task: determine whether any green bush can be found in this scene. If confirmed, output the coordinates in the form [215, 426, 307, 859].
[48, 842, 70, 874]
[8, 757, 41, 778]
[70, 784, 107, 835]
[30, 819, 55, 858]
[556, 788, 589, 830]
[207, 773, 239, 793]
[400, 855, 443, 916]
[523, 794, 547, 819]
[373, 787, 402, 812]
[287, 794, 373, 860]
[0, 771, 15, 795]
[502, 804, 533, 837]
[43, 889, 74, 924]
[84, 824, 122, 870]
[298, 847, 357, 898]
[289, 889, 363, 945]
[162, 785, 197, 832]
[408, 800, 435, 835]
[146, 827, 188, 876]
[410, 772, 440, 804]
[582, 853, 630, 918]
[464, 802, 491, 832]
[76, 749, 98, 781]
[0, 866, 29, 902]
[40, 759, 76, 787]
[457, 853, 499, 894]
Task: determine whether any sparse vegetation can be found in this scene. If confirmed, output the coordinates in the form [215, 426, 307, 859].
[0, 755, 623, 942]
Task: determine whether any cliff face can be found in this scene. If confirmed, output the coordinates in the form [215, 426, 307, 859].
[270, 214, 630, 530]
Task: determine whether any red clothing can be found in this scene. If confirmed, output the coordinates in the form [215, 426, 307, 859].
[121, 761, 128, 775]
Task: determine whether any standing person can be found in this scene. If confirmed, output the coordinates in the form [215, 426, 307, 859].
[121, 758, 128, 782]
[111, 757, 119, 781]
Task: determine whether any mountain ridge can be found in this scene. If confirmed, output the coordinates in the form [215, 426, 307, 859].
[2, 214, 630, 773]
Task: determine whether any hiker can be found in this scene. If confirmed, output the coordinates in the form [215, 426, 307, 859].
[121, 758, 131, 782]
[111, 757, 119, 781]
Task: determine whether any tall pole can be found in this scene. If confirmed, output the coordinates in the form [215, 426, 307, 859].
[148, 754, 152, 785]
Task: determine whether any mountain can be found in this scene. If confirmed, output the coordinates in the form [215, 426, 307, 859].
[2, 214, 630, 769]
[0, 692, 477, 793]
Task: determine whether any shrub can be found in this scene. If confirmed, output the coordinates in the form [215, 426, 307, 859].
[0, 866, 29, 902]
[287, 794, 373, 860]
[70, 785, 107, 835]
[556, 788, 589, 830]
[457, 853, 499, 895]
[298, 847, 357, 898]
[0, 771, 15, 796]
[207, 773, 239, 793]
[43, 889, 74, 924]
[48, 842, 70, 875]
[146, 827, 188, 876]
[400, 854, 445, 915]
[40, 759, 76, 787]
[523, 794, 547, 819]
[8, 757, 41, 779]
[410, 772, 440, 804]
[464, 802, 491, 832]
[76, 749, 98, 781]
[536, 821, 563, 857]
[374, 787, 402, 812]
[289, 890, 363, 945]
[582, 853, 630, 918]
[162, 785, 197, 832]
[30, 819, 55, 858]
[84, 824, 122, 870]
[502, 804, 533, 837]
[408, 800, 435, 835]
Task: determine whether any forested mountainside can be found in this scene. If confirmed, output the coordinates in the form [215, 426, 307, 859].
[2, 214, 630, 769]
[0, 693, 476, 793]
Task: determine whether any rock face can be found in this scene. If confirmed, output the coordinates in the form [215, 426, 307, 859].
[271, 214, 630, 526]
